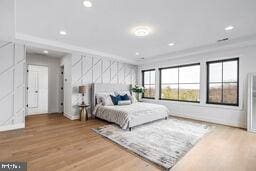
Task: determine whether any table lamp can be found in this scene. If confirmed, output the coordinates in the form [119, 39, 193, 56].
[79, 85, 87, 105]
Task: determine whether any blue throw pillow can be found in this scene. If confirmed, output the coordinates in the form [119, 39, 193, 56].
[120, 94, 130, 101]
[110, 95, 122, 105]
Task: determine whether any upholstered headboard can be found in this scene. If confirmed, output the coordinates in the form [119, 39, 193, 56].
[91, 83, 132, 115]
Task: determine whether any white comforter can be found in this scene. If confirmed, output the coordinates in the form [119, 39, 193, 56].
[94, 102, 169, 129]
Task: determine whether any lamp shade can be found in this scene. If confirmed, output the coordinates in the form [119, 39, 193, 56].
[79, 85, 87, 94]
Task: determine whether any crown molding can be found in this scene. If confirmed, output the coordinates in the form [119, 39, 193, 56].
[15, 32, 256, 66]
[138, 34, 256, 65]
[15, 32, 137, 65]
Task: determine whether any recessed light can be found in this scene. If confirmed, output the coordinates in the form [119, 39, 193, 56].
[43, 50, 48, 54]
[59, 30, 67, 35]
[133, 26, 151, 37]
[83, 0, 92, 8]
[135, 52, 140, 56]
[168, 42, 175, 46]
[225, 25, 234, 31]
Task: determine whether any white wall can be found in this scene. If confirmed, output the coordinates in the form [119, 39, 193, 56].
[26, 54, 62, 113]
[139, 45, 256, 128]
[0, 0, 15, 46]
[0, 43, 26, 131]
[63, 54, 138, 119]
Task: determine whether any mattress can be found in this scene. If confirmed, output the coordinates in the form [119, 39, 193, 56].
[94, 102, 169, 129]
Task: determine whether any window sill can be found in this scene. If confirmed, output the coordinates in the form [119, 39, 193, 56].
[159, 98, 200, 103]
[141, 98, 242, 111]
[142, 97, 155, 99]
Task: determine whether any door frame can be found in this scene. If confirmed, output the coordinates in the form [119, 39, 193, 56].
[59, 65, 64, 113]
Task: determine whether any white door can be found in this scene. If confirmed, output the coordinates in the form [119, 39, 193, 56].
[28, 65, 48, 115]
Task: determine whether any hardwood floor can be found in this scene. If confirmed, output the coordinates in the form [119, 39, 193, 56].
[0, 114, 256, 171]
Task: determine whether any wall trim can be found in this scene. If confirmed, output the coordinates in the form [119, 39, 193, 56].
[63, 113, 80, 120]
[0, 41, 11, 48]
[0, 123, 25, 132]
[0, 43, 26, 132]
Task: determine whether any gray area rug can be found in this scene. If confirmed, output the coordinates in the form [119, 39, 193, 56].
[93, 117, 212, 170]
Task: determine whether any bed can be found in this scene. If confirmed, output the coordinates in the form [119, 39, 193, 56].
[91, 83, 169, 130]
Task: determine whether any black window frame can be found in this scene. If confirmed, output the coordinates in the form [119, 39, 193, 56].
[206, 57, 239, 106]
[159, 63, 201, 103]
[142, 69, 156, 99]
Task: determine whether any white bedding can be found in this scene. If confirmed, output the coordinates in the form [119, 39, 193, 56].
[94, 102, 169, 129]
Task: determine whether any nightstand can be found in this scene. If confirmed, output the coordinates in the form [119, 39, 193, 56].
[78, 104, 90, 122]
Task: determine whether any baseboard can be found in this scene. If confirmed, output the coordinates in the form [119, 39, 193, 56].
[63, 113, 80, 120]
[27, 112, 60, 116]
[0, 123, 25, 132]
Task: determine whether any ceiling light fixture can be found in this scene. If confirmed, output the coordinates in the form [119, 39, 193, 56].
[59, 30, 67, 35]
[168, 42, 175, 46]
[43, 50, 49, 54]
[133, 26, 151, 37]
[135, 52, 140, 56]
[225, 25, 234, 31]
[83, 0, 92, 8]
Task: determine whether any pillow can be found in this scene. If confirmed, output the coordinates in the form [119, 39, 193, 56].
[96, 93, 114, 106]
[102, 96, 114, 106]
[114, 91, 131, 96]
[110, 95, 122, 105]
[120, 94, 130, 101]
[118, 100, 132, 105]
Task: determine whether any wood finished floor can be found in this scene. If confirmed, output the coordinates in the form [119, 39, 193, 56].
[0, 114, 256, 171]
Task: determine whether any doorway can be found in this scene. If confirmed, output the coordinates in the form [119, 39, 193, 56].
[27, 65, 49, 115]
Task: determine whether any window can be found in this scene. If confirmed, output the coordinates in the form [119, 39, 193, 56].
[142, 69, 155, 98]
[160, 63, 200, 102]
[207, 58, 239, 106]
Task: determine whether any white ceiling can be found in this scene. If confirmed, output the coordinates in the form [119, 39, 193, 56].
[16, 0, 256, 61]
[26, 46, 67, 58]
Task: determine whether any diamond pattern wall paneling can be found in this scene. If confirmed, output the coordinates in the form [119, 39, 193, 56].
[71, 55, 137, 116]
[0, 43, 26, 131]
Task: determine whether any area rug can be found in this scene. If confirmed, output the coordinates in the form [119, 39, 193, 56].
[93, 117, 213, 170]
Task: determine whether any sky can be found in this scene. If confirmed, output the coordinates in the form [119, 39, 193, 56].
[144, 60, 237, 90]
